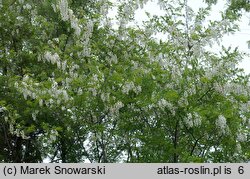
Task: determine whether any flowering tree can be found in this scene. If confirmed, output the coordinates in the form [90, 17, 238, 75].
[0, 0, 249, 162]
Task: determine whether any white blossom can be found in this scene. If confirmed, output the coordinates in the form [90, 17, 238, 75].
[61, 61, 67, 71]
[235, 143, 242, 153]
[100, 2, 109, 16]
[9, 124, 14, 134]
[39, 99, 43, 107]
[59, 0, 69, 21]
[110, 101, 124, 115]
[122, 81, 141, 95]
[93, 74, 99, 82]
[51, 3, 57, 12]
[44, 51, 61, 65]
[0, 106, 5, 113]
[4, 116, 8, 122]
[239, 101, 250, 113]
[23, 3, 31, 10]
[135, 85, 142, 94]
[31, 92, 36, 99]
[185, 112, 202, 128]
[56, 99, 61, 105]
[62, 90, 69, 101]
[178, 96, 189, 107]
[193, 112, 202, 126]
[110, 53, 118, 64]
[57, 60, 61, 69]
[32, 112, 37, 121]
[185, 113, 193, 128]
[15, 128, 20, 137]
[23, 90, 28, 100]
[49, 98, 54, 105]
[216, 115, 228, 134]
[158, 99, 176, 115]
[77, 88, 83, 95]
[101, 93, 110, 102]
[89, 88, 97, 96]
[237, 132, 247, 142]
[158, 98, 167, 109]
[50, 130, 58, 142]
[68, 9, 81, 35]
[122, 81, 134, 94]
[21, 130, 29, 139]
[115, 101, 124, 109]
[23, 75, 29, 82]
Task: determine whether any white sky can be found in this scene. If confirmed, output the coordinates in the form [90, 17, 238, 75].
[131, 0, 250, 74]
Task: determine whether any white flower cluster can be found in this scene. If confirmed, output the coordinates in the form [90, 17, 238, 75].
[171, 65, 183, 80]
[100, 0, 109, 17]
[123, 4, 133, 18]
[39, 99, 43, 107]
[215, 82, 248, 97]
[58, 0, 69, 21]
[157, 0, 167, 10]
[228, 83, 247, 96]
[110, 101, 124, 115]
[77, 88, 83, 95]
[117, 1, 139, 29]
[215, 115, 228, 135]
[0, 106, 6, 113]
[50, 130, 58, 142]
[89, 88, 97, 97]
[155, 52, 168, 69]
[16, 73, 72, 112]
[205, 65, 220, 79]
[184, 112, 202, 128]
[48, 80, 70, 103]
[237, 132, 247, 142]
[200, 18, 233, 48]
[178, 96, 189, 107]
[19, 77, 71, 108]
[10, 124, 29, 139]
[44, 51, 59, 66]
[43, 51, 67, 71]
[81, 20, 94, 57]
[101, 93, 110, 102]
[23, 3, 32, 10]
[88, 74, 102, 97]
[239, 101, 250, 113]
[69, 63, 79, 78]
[68, 9, 81, 36]
[158, 99, 176, 115]
[122, 81, 142, 95]
[235, 143, 242, 153]
[31, 110, 39, 121]
[58, 0, 81, 35]
[19, 75, 37, 100]
[213, 82, 225, 94]
[106, 52, 118, 64]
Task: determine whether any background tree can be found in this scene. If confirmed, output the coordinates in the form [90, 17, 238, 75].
[0, 0, 249, 162]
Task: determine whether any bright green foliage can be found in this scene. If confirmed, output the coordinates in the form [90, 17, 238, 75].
[0, 0, 250, 163]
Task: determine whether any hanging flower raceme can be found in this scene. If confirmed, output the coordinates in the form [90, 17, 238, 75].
[59, 0, 69, 21]
[58, 0, 81, 36]
[215, 115, 228, 135]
